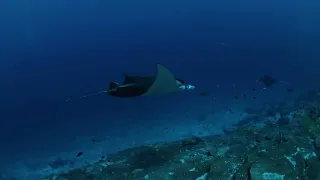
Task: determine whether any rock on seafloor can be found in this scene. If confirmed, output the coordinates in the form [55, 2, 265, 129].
[43, 89, 320, 180]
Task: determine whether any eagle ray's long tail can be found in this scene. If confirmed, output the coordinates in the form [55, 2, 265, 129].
[65, 90, 108, 102]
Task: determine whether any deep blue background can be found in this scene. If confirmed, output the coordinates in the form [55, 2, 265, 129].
[0, 0, 320, 167]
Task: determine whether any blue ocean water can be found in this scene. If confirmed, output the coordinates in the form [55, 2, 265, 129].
[0, 0, 320, 179]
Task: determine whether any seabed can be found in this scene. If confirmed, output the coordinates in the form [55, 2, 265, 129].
[43, 90, 320, 180]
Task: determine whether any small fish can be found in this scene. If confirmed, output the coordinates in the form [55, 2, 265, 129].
[76, 152, 83, 157]
[200, 92, 209, 96]
[287, 88, 294, 93]
[206, 151, 213, 156]
[258, 75, 277, 87]
[242, 93, 246, 97]
[234, 96, 239, 99]
[261, 87, 270, 91]
[92, 138, 96, 142]
[253, 96, 256, 99]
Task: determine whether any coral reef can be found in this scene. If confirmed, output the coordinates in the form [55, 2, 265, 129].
[44, 89, 320, 180]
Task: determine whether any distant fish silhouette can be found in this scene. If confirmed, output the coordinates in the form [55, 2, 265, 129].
[200, 92, 210, 96]
[76, 152, 83, 157]
[257, 75, 289, 88]
[287, 88, 294, 93]
[258, 75, 277, 87]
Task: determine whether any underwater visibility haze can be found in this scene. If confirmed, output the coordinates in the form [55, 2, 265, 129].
[1, 0, 320, 179]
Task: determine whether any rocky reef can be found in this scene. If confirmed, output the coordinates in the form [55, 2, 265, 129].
[44, 89, 320, 180]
